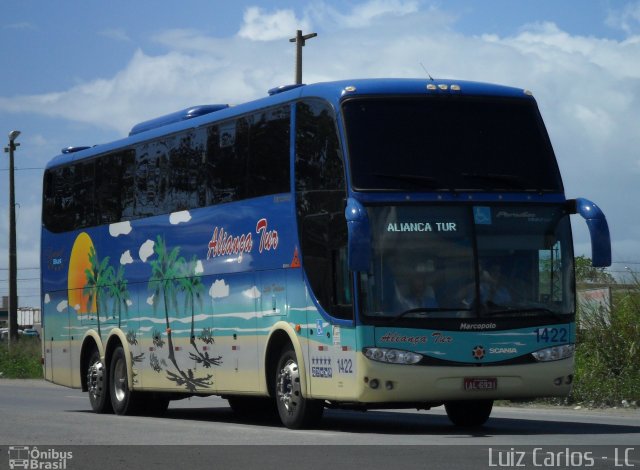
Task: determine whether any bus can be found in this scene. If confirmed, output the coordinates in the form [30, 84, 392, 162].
[41, 78, 611, 429]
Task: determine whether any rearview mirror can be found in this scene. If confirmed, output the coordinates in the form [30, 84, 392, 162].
[345, 198, 371, 272]
[566, 198, 611, 267]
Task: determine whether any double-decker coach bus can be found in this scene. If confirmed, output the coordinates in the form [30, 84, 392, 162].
[41, 78, 611, 429]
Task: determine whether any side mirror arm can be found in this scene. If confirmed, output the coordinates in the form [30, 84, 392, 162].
[566, 198, 611, 267]
[345, 198, 371, 272]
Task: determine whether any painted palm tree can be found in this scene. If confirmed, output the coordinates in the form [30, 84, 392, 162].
[107, 265, 130, 328]
[83, 246, 112, 339]
[148, 236, 183, 363]
[177, 255, 204, 344]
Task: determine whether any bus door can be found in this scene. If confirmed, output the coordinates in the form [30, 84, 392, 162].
[212, 272, 260, 393]
[45, 289, 73, 387]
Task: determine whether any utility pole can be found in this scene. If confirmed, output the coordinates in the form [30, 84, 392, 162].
[289, 30, 317, 85]
[4, 130, 20, 347]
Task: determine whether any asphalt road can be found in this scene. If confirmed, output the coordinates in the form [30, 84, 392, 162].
[0, 379, 638, 469]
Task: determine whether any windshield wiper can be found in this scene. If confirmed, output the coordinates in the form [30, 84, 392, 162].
[390, 307, 471, 324]
[373, 173, 439, 187]
[482, 307, 567, 321]
[461, 173, 527, 190]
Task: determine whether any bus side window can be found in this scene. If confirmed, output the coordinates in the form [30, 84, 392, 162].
[207, 117, 250, 204]
[247, 106, 290, 198]
[295, 99, 352, 320]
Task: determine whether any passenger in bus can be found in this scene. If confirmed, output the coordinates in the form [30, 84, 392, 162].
[394, 264, 438, 311]
[458, 262, 512, 308]
[479, 263, 512, 305]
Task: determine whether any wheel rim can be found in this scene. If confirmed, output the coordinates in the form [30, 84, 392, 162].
[87, 359, 105, 401]
[113, 356, 127, 403]
[276, 358, 301, 413]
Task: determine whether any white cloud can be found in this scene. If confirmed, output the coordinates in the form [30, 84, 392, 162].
[44, 294, 50, 304]
[238, 7, 310, 41]
[147, 294, 155, 306]
[109, 221, 132, 237]
[169, 210, 191, 225]
[139, 239, 155, 262]
[209, 279, 229, 299]
[56, 300, 68, 312]
[120, 250, 134, 265]
[243, 286, 261, 299]
[195, 260, 204, 274]
[327, 0, 419, 29]
[606, 1, 640, 35]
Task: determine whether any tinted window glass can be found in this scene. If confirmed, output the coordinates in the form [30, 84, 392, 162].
[343, 97, 563, 192]
[295, 100, 351, 319]
[95, 150, 135, 224]
[207, 117, 250, 204]
[247, 107, 291, 198]
[43, 105, 292, 232]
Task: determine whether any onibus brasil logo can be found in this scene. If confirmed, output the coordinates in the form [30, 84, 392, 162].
[8, 446, 73, 469]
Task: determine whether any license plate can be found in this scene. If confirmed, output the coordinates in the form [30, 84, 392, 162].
[464, 377, 497, 391]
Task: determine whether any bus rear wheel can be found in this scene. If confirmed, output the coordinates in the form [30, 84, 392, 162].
[275, 345, 324, 429]
[87, 349, 112, 414]
[444, 399, 493, 427]
[109, 345, 142, 415]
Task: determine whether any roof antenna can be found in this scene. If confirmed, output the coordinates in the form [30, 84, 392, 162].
[420, 63, 434, 81]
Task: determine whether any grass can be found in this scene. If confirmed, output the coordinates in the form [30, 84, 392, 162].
[570, 279, 640, 408]
[0, 337, 43, 379]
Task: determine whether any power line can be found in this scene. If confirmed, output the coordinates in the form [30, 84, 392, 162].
[0, 167, 44, 171]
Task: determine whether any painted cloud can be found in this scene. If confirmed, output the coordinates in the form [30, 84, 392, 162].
[44, 293, 51, 304]
[120, 250, 134, 265]
[243, 286, 261, 299]
[109, 221, 132, 237]
[139, 239, 155, 262]
[209, 279, 229, 299]
[195, 260, 204, 274]
[169, 210, 192, 225]
[56, 300, 68, 312]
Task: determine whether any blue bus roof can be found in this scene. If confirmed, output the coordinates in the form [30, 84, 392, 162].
[46, 78, 532, 169]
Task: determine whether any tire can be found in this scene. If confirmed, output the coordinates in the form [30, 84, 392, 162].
[275, 345, 324, 429]
[109, 345, 142, 415]
[444, 399, 493, 427]
[86, 349, 112, 414]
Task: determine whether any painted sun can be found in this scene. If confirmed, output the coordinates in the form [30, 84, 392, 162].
[67, 232, 95, 314]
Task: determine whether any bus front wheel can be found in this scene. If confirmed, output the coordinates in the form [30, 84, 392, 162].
[275, 345, 324, 429]
[87, 349, 112, 414]
[444, 399, 493, 427]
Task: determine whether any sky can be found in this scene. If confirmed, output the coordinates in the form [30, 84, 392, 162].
[1, 0, 639, 307]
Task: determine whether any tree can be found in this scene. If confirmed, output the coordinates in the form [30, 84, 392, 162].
[83, 246, 112, 338]
[107, 265, 130, 328]
[575, 255, 616, 284]
[177, 256, 204, 343]
[148, 236, 183, 363]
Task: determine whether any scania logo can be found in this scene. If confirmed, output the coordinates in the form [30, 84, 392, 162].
[472, 345, 485, 360]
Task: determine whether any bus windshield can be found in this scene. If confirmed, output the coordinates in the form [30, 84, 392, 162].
[358, 205, 575, 321]
[343, 96, 563, 192]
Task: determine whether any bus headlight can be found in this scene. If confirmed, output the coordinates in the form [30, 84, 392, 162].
[531, 344, 575, 362]
[363, 347, 423, 365]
